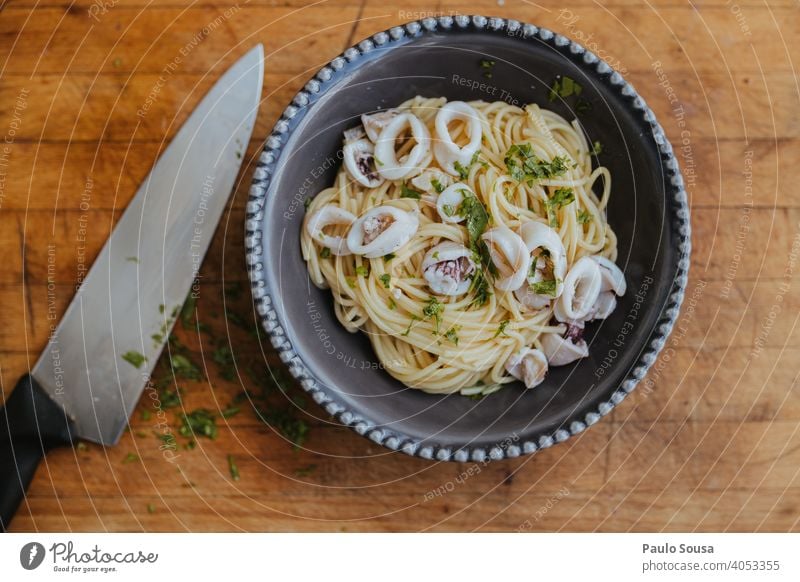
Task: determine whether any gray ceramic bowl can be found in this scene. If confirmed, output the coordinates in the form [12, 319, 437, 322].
[245, 16, 690, 462]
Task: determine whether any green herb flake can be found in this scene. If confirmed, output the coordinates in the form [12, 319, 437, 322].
[158, 304, 165, 314]
[379, 274, 391, 288]
[76, 442, 89, 453]
[469, 261, 493, 308]
[591, 140, 603, 155]
[454, 151, 483, 180]
[304, 198, 312, 210]
[400, 184, 422, 200]
[320, 247, 331, 259]
[122, 452, 140, 464]
[383, 253, 396, 262]
[122, 351, 147, 369]
[546, 187, 576, 228]
[388, 297, 397, 310]
[147, 503, 156, 514]
[504, 144, 570, 184]
[157, 432, 178, 451]
[493, 320, 510, 338]
[170, 353, 201, 380]
[126, 256, 139, 263]
[228, 454, 241, 481]
[530, 278, 558, 297]
[456, 191, 490, 248]
[295, 464, 317, 477]
[180, 293, 197, 329]
[431, 178, 445, 194]
[422, 297, 444, 334]
[479, 58, 496, 79]
[179, 409, 218, 440]
[346, 276, 356, 289]
[444, 326, 461, 346]
[549, 75, 583, 101]
[141, 409, 152, 422]
[159, 386, 181, 409]
[221, 406, 241, 419]
[355, 265, 370, 277]
[402, 315, 420, 337]
[575, 98, 592, 115]
[578, 209, 592, 225]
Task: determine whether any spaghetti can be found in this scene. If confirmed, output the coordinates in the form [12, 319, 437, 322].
[301, 96, 621, 395]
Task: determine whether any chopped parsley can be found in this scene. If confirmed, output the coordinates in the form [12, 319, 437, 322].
[442, 204, 456, 217]
[591, 140, 603, 155]
[170, 353, 201, 380]
[454, 152, 483, 180]
[213, 344, 235, 381]
[346, 276, 356, 288]
[577, 209, 592, 224]
[548, 75, 582, 101]
[159, 386, 182, 409]
[355, 265, 370, 277]
[546, 187, 576, 228]
[379, 274, 391, 288]
[400, 184, 422, 199]
[147, 503, 156, 514]
[304, 198, 312, 210]
[493, 320, 510, 338]
[388, 297, 397, 310]
[157, 432, 178, 451]
[530, 278, 558, 297]
[122, 452, 139, 464]
[179, 409, 218, 440]
[504, 144, 569, 185]
[431, 178, 445, 193]
[480, 58, 496, 79]
[422, 297, 444, 334]
[180, 294, 196, 329]
[228, 454, 240, 481]
[402, 315, 420, 336]
[444, 326, 461, 346]
[126, 256, 139, 263]
[295, 464, 317, 477]
[457, 191, 490, 247]
[122, 351, 147, 369]
[383, 253, 396, 262]
[320, 247, 331, 259]
[575, 98, 592, 115]
[469, 268, 492, 308]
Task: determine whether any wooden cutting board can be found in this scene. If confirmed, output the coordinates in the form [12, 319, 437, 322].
[2, 0, 799, 532]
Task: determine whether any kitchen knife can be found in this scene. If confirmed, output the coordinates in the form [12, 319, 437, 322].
[0, 45, 264, 531]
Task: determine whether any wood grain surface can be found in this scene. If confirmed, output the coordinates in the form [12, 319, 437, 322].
[2, 0, 799, 532]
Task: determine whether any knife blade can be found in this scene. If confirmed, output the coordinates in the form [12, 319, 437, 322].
[0, 45, 264, 530]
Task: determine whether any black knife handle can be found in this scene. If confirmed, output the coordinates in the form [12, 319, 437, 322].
[0, 374, 74, 532]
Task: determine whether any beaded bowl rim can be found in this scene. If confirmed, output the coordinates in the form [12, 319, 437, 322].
[244, 15, 692, 463]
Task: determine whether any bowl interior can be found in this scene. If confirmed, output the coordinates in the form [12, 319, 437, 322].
[258, 28, 679, 450]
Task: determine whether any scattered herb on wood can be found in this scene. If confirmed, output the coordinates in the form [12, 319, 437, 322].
[228, 455, 240, 481]
[123, 452, 140, 464]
